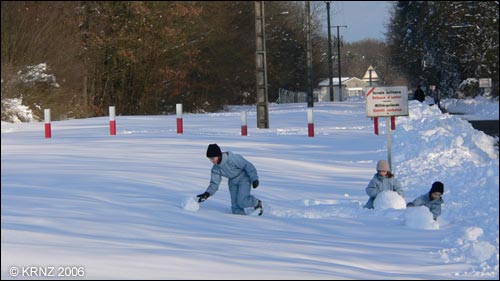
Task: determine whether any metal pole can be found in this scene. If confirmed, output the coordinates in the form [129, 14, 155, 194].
[336, 26, 343, 101]
[386, 117, 392, 171]
[326, 2, 334, 101]
[306, 1, 313, 108]
[337, 26, 341, 101]
[255, 1, 269, 128]
[332, 25, 347, 101]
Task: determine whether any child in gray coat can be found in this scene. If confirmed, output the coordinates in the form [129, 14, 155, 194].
[365, 160, 404, 209]
[197, 144, 263, 215]
[407, 181, 444, 220]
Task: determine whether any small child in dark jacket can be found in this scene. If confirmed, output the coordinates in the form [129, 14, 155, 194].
[406, 181, 444, 220]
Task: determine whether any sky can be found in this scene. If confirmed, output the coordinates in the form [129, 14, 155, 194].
[322, 1, 394, 43]
[1, 95, 498, 279]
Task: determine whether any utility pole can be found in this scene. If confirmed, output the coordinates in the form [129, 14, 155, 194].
[325, 1, 333, 101]
[332, 25, 347, 101]
[255, 1, 269, 128]
[306, 1, 313, 108]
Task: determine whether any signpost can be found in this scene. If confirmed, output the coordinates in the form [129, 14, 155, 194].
[479, 78, 492, 88]
[479, 78, 492, 96]
[365, 86, 409, 171]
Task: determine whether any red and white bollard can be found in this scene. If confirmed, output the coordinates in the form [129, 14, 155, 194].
[241, 111, 247, 136]
[307, 108, 314, 137]
[109, 106, 116, 135]
[44, 109, 51, 138]
[176, 103, 183, 134]
[374, 117, 379, 135]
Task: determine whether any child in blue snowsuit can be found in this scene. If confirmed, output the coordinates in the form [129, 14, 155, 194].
[197, 144, 263, 215]
[407, 181, 444, 220]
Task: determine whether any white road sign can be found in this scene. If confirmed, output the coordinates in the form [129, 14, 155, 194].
[365, 86, 409, 117]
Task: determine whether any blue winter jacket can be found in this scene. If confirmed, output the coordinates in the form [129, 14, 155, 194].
[206, 152, 258, 195]
[408, 193, 443, 220]
[365, 173, 403, 209]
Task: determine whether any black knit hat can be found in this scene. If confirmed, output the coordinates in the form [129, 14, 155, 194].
[206, 144, 222, 158]
[430, 181, 444, 194]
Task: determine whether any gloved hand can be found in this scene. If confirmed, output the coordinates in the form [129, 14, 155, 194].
[196, 192, 210, 203]
[406, 202, 415, 207]
[252, 180, 259, 189]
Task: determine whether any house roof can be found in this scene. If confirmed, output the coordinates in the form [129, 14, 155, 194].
[318, 77, 363, 86]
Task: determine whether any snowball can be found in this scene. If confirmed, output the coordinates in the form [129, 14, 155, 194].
[373, 190, 406, 210]
[405, 206, 439, 230]
[181, 196, 200, 212]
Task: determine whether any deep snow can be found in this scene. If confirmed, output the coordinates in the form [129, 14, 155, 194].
[1, 99, 498, 279]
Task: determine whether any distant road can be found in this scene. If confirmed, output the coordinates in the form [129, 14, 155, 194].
[443, 108, 499, 137]
[468, 120, 499, 137]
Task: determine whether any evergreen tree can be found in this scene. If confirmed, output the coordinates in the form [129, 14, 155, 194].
[387, 1, 498, 97]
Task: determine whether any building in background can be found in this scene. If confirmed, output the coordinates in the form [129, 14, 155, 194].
[318, 77, 366, 101]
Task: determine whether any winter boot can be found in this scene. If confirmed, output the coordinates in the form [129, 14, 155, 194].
[254, 199, 263, 216]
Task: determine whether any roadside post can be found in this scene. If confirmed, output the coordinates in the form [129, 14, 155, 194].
[109, 106, 116, 135]
[241, 111, 248, 136]
[307, 108, 314, 137]
[44, 109, 51, 139]
[176, 104, 183, 134]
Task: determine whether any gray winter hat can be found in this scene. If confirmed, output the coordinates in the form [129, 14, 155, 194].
[376, 160, 390, 171]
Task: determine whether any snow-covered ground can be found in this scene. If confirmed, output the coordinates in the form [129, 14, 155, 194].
[1, 99, 498, 279]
